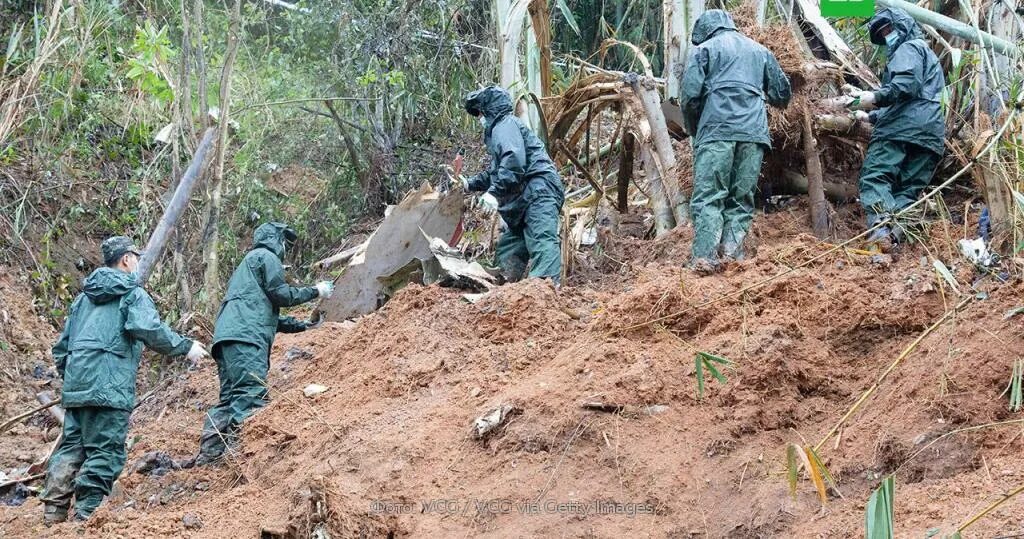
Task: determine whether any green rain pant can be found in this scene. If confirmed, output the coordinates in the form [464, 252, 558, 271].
[40, 406, 130, 519]
[690, 140, 765, 262]
[858, 139, 941, 226]
[199, 341, 269, 459]
[495, 191, 563, 283]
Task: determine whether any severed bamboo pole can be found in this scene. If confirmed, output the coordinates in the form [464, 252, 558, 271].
[136, 127, 217, 285]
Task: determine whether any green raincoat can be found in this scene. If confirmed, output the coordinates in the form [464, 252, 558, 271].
[465, 86, 565, 282]
[679, 9, 792, 148]
[199, 222, 319, 460]
[680, 10, 791, 264]
[212, 222, 319, 354]
[43, 267, 193, 519]
[858, 8, 945, 225]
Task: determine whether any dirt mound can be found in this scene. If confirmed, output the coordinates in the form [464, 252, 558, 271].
[3, 210, 1024, 537]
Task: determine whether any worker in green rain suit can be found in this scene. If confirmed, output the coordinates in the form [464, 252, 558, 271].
[191, 223, 333, 465]
[462, 86, 565, 285]
[680, 9, 792, 272]
[42, 236, 209, 525]
[846, 7, 945, 249]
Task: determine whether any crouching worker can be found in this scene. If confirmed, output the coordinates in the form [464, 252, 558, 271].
[680, 9, 791, 272]
[462, 86, 565, 285]
[42, 236, 209, 525]
[845, 7, 945, 251]
[189, 222, 333, 466]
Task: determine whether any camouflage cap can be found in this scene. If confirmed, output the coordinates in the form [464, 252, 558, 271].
[101, 236, 143, 266]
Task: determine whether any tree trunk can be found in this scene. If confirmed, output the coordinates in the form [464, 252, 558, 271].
[527, 0, 552, 97]
[627, 73, 687, 226]
[200, 0, 241, 314]
[617, 132, 636, 212]
[664, 0, 686, 101]
[194, 0, 209, 129]
[776, 170, 859, 201]
[640, 143, 676, 236]
[801, 112, 830, 239]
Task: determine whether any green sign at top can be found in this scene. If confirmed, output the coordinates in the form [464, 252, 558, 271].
[820, 0, 875, 17]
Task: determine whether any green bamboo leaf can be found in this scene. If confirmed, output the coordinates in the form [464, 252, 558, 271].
[555, 0, 581, 37]
[786, 443, 799, 501]
[704, 361, 727, 384]
[701, 352, 733, 366]
[865, 475, 895, 539]
[695, 354, 705, 399]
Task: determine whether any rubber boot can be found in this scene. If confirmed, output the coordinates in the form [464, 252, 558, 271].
[865, 225, 894, 253]
[43, 504, 68, 527]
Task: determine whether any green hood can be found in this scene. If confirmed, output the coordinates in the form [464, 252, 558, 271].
[465, 86, 514, 127]
[868, 8, 922, 49]
[691, 9, 737, 45]
[252, 222, 293, 260]
[82, 267, 137, 305]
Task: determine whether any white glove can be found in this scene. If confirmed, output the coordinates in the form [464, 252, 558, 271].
[186, 341, 209, 362]
[478, 193, 499, 216]
[852, 110, 871, 122]
[846, 90, 877, 111]
[316, 280, 334, 299]
[460, 175, 470, 191]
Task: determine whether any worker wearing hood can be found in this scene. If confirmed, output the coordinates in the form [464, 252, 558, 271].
[462, 85, 565, 284]
[41, 236, 207, 525]
[847, 7, 945, 248]
[680, 9, 792, 271]
[192, 222, 333, 465]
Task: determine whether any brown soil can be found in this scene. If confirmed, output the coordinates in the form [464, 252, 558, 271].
[3, 207, 1023, 538]
[0, 270, 59, 473]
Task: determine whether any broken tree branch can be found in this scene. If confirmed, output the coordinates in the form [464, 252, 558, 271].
[0, 399, 61, 434]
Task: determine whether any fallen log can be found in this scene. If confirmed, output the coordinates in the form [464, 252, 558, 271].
[136, 127, 217, 284]
[776, 170, 859, 202]
[877, 0, 1020, 58]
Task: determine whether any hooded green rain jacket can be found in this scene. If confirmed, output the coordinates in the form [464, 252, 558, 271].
[52, 268, 193, 410]
[867, 8, 946, 155]
[679, 9, 792, 148]
[465, 87, 564, 229]
[212, 222, 318, 354]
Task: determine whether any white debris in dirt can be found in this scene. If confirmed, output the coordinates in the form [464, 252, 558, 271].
[472, 403, 519, 439]
[959, 237, 994, 266]
[303, 384, 329, 398]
